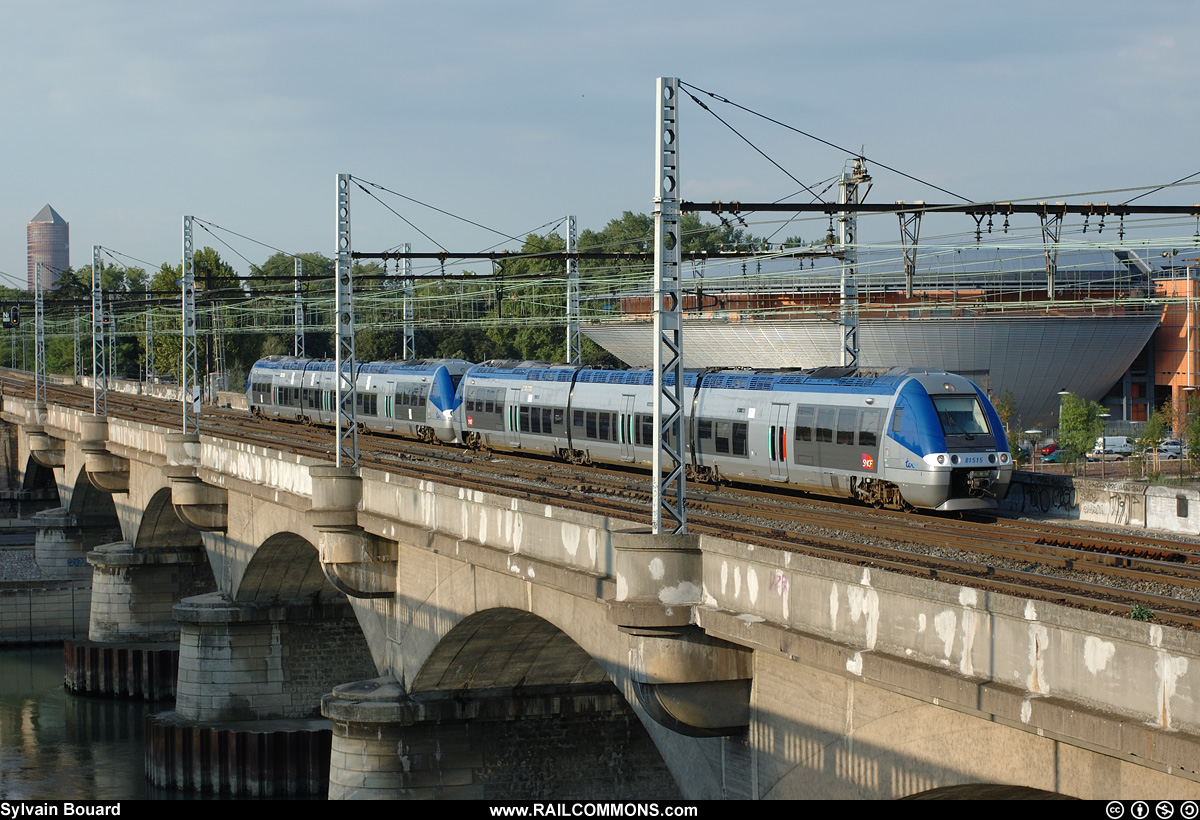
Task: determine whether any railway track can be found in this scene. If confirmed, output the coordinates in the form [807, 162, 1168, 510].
[7, 371, 1200, 629]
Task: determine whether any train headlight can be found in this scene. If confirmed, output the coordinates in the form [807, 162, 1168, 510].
[988, 453, 996, 463]
[937, 455, 945, 464]
[1000, 452, 1009, 464]
[950, 454, 959, 464]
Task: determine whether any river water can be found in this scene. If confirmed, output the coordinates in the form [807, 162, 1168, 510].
[0, 645, 161, 800]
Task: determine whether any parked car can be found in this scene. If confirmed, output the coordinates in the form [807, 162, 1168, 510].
[1158, 439, 1184, 459]
[1040, 443, 1058, 456]
[1042, 449, 1068, 463]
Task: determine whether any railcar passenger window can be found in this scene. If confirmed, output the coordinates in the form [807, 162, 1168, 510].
[794, 407, 814, 442]
[859, 410, 881, 447]
[836, 409, 857, 445]
[715, 422, 731, 454]
[732, 422, 748, 457]
[519, 406, 531, 433]
[697, 420, 712, 440]
[553, 409, 564, 426]
[598, 413, 611, 441]
[485, 390, 495, 414]
[542, 408, 553, 434]
[816, 408, 835, 443]
[574, 410, 584, 428]
[586, 412, 597, 439]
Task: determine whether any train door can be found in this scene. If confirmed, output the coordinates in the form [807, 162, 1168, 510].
[506, 387, 522, 447]
[768, 403, 790, 481]
[620, 394, 636, 461]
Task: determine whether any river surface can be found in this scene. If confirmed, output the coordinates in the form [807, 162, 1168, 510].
[0, 645, 162, 800]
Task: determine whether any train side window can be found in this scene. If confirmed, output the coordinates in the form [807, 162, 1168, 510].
[859, 409, 881, 447]
[485, 390, 495, 414]
[542, 408, 553, 434]
[891, 407, 903, 432]
[836, 409, 857, 445]
[794, 406, 814, 442]
[715, 421, 731, 454]
[697, 419, 712, 440]
[553, 409, 564, 426]
[816, 408, 835, 443]
[519, 406, 531, 433]
[574, 410, 584, 428]
[732, 422, 748, 457]
[586, 411, 597, 439]
[598, 413, 611, 441]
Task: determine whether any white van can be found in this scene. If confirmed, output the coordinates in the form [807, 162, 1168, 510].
[1092, 436, 1133, 458]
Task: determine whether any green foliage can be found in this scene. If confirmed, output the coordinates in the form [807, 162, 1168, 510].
[1129, 604, 1156, 621]
[1136, 403, 1171, 475]
[993, 389, 1020, 462]
[1057, 393, 1107, 472]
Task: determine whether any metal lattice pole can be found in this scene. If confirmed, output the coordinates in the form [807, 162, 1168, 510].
[838, 157, 869, 368]
[145, 285, 154, 382]
[294, 257, 306, 357]
[566, 216, 580, 365]
[652, 77, 686, 535]
[34, 262, 45, 406]
[92, 245, 107, 416]
[335, 174, 358, 469]
[1040, 204, 1065, 300]
[73, 308, 79, 383]
[898, 206, 923, 300]
[182, 216, 200, 432]
[402, 243, 415, 360]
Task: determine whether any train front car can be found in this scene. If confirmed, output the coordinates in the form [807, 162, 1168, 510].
[884, 370, 1012, 511]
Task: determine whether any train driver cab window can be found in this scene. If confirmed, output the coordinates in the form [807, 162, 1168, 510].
[932, 396, 989, 437]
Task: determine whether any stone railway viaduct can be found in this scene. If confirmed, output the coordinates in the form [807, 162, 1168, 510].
[6, 389, 1200, 800]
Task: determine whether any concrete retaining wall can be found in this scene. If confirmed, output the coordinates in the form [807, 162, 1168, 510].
[1001, 472, 1200, 535]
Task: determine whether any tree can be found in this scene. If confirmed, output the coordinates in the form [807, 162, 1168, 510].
[1057, 393, 1106, 475]
[1136, 403, 1170, 477]
[993, 389, 1020, 463]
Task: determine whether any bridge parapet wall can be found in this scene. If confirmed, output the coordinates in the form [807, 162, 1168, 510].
[359, 470, 617, 579]
[696, 533, 1200, 779]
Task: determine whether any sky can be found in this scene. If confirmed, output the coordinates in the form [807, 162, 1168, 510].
[3, 0, 1199, 288]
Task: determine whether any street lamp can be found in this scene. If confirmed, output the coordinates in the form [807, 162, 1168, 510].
[1098, 412, 1111, 481]
[1025, 429, 1043, 473]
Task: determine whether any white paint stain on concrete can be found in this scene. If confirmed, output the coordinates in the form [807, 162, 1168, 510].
[1020, 699, 1033, 724]
[959, 588, 978, 608]
[648, 557, 665, 581]
[615, 572, 628, 601]
[734, 566, 742, 599]
[845, 582, 880, 650]
[1150, 624, 1164, 648]
[562, 522, 581, 559]
[526, 566, 536, 578]
[479, 509, 488, 544]
[659, 581, 700, 605]
[747, 567, 758, 606]
[587, 530, 598, 565]
[736, 613, 765, 624]
[846, 652, 863, 676]
[1025, 600, 1037, 621]
[1027, 623, 1050, 695]
[544, 505, 553, 518]
[959, 607, 977, 678]
[829, 585, 839, 631]
[1155, 652, 1189, 730]
[934, 610, 956, 658]
[1083, 636, 1116, 675]
[860, 568, 871, 587]
[917, 613, 926, 633]
[511, 512, 523, 552]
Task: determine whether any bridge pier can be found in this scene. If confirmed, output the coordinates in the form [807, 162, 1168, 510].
[322, 677, 681, 800]
[145, 592, 375, 796]
[63, 540, 216, 699]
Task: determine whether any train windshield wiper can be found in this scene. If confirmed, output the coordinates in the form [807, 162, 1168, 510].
[940, 410, 975, 440]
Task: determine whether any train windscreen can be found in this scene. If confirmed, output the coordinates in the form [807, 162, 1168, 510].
[931, 395, 990, 438]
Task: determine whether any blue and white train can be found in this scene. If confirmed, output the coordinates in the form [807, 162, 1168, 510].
[247, 356, 471, 443]
[247, 357, 1012, 512]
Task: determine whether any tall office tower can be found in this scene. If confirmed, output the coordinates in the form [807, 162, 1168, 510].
[27, 204, 69, 291]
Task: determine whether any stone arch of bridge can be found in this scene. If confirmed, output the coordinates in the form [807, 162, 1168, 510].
[20, 453, 57, 497]
[133, 487, 203, 550]
[411, 607, 611, 692]
[234, 530, 342, 606]
[66, 464, 118, 525]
